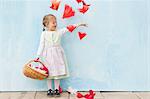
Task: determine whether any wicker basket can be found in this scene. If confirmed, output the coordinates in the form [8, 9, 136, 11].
[23, 59, 49, 80]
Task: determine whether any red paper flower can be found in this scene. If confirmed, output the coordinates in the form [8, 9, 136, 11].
[82, 0, 90, 6]
[87, 90, 95, 99]
[67, 25, 77, 32]
[84, 93, 90, 98]
[76, 0, 83, 3]
[59, 86, 63, 93]
[78, 32, 87, 40]
[78, 1, 90, 14]
[63, 4, 75, 19]
[50, 0, 61, 10]
[89, 90, 94, 95]
[76, 92, 84, 98]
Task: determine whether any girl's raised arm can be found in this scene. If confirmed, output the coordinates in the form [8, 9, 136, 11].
[59, 23, 88, 35]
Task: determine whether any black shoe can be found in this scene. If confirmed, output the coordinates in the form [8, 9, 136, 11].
[54, 89, 60, 96]
[47, 89, 54, 96]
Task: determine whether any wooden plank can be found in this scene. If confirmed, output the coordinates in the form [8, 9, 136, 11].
[55, 92, 69, 99]
[101, 92, 139, 99]
[133, 92, 150, 99]
[95, 91, 104, 99]
[35, 91, 69, 99]
[18, 92, 36, 99]
[35, 91, 55, 99]
[69, 91, 104, 99]
[0, 92, 12, 99]
[0, 92, 36, 99]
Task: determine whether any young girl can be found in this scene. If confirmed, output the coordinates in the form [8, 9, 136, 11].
[36, 14, 87, 97]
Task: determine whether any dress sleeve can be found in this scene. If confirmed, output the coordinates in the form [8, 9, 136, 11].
[59, 27, 69, 35]
[37, 32, 45, 56]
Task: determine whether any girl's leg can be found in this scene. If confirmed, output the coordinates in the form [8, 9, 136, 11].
[47, 79, 54, 96]
[47, 79, 52, 89]
[54, 79, 60, 90]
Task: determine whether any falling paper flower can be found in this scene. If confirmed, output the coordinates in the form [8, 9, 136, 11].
[78, 1, 90, 14]
[50, 0, 61, 10]
[76, 0, 83, 3]
[67, 25, 77, 32]
[82, 0, 90, 6]
[78, 32, 87, 40]
[78, 4, 90, 14]
[63, 4, 75, 19]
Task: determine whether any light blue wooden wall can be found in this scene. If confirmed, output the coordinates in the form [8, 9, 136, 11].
[0, 0, 149, 91]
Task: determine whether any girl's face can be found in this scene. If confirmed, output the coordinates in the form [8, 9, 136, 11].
[47, 16, 57, 31]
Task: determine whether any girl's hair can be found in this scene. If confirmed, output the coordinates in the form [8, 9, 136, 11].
[42, 14, 56, 31]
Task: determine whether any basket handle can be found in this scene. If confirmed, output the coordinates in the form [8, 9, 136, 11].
[33, 58, 48, 71]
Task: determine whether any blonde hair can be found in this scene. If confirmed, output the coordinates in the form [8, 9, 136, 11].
[42, 14, 56, 31]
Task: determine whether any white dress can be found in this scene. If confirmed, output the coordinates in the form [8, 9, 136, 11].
[37, 28, 69, 79]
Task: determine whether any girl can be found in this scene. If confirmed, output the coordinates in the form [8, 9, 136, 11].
[36, 14, 87, 97]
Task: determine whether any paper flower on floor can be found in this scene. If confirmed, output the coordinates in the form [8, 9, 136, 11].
[78, 32, 87, 40]
[59, 86, 63, 93]
[67, 25, 77, 32]
[76, 90, 95, 99]
[50, 0, 61, 10]
[63, 4, 75, 19]
[77, 92, 84, 98]
[67, 86, 77, 95]
[78, 1, 90, 14]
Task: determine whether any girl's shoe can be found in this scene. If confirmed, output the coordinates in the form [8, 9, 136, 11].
[47, 89, 54, 96]
[54, 89, 60, 96]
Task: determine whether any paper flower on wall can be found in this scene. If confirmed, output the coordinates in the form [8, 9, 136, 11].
[50, 0, 61, 10]
[63, 4, 75, 19]
[67, 25, 77, 32]
[78, 32, 87, 40]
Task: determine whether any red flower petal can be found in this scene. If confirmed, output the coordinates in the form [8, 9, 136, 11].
[35, 67, 39, 69]
[78, 2, 90, 14]
[76, 92, 84, 98]
[82, 0, 90, 6]
[67, 25, 77, 32]
[50, 0, 61, 10]
[63, 4, 75, 19]
[76, 0, 83, 3]
[59, 86, 63, 93]
[78, 32, 87, 40]
[84, 93, 90, 98]
[89, 90, 94, 95]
